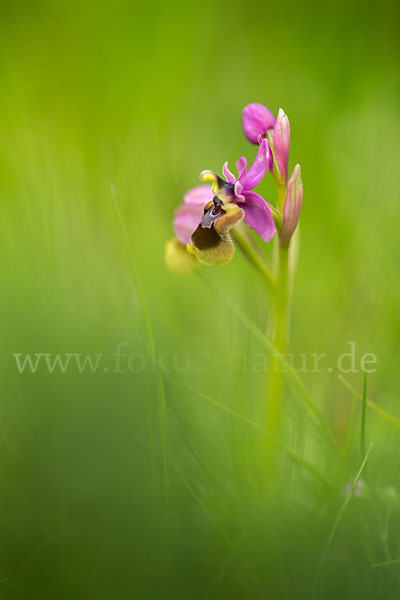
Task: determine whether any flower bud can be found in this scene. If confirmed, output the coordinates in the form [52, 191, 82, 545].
[279, 164, 303, 248]
[242, 103, 275, 145]
[273, 108, 290, 183]
[165, 239, 198, 275]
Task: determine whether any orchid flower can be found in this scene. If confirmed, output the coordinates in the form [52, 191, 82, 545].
[198, 138, 277, 244]
[242, 104, 290, 185]
[171, 184, 244, 266]
[242, 104, 301, 246]
[167, 102, 301, 274]
[242, 103, 275, 145]
[170, 139, 277, 267]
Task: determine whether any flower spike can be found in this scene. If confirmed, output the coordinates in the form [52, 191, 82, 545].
[167, 102, 298, 273]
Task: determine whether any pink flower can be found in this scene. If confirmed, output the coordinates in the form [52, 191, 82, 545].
[242, 103, 276, 145]
[242, 104, 291, 184]
[200, 138, 276, 243]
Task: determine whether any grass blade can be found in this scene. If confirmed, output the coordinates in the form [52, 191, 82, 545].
[172, 380, 334, 493]
[313, 442, 373, 597]
[361, 372, 367, 456]
[372, 559, 400, 568]
[339, 375, 400, 431]
[110, 183, 169, 504]
[196, 271, 336, 446]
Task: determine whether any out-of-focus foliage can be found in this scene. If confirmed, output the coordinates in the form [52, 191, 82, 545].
[1, 1, 400, 598]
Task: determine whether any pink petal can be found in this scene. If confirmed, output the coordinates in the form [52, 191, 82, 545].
[280, 164, 303, 248]
[273, 108, 290, 183]
[236, 156, 247, 177]
[222, 161, 236, 184]
[184, 184, 214, 206]
[242, 103, 276, 145]
[267, 142, 274, 173]
[173, 203, 204, 245]
[242, 191, 276, 243]
[234, 181, 245, 202]
[238, 138, 269, 191]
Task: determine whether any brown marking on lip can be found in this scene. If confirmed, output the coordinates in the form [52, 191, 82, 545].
[200, 199, 225, 229]
[189, 202, 245, 265]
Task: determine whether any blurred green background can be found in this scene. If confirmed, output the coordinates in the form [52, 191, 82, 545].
[1, 0, 400, 597]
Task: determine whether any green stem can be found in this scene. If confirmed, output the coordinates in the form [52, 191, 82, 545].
[277, 182, 286, 215]
[265, 242, 289, 471]
[232, 178, 292, 482]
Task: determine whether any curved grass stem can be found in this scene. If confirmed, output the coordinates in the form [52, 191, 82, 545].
[232, 223, 276, 293]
